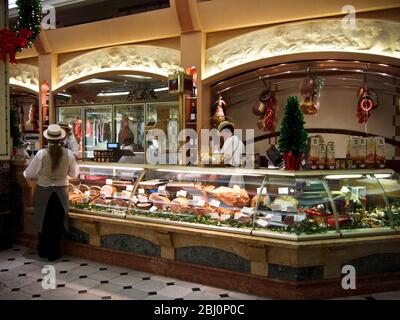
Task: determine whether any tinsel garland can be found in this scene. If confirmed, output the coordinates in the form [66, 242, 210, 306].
[15, 0, 42, 50]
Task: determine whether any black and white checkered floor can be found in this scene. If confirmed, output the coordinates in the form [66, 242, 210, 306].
[0, 245, 266, 300]
[1, 245, 399, 300]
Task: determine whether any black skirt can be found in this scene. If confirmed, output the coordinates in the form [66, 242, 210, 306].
[37, 192, 66, 261]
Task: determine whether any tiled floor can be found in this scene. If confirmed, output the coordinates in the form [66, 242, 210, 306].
[0, 245, 265, 300]
[0, 245, 399, 300]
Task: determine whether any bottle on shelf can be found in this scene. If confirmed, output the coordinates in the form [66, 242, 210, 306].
[190, 98, 197, 122]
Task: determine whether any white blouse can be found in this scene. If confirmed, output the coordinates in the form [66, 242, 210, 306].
[24, 148, 79, 187]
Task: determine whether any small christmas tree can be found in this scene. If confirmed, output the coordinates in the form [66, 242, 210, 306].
[278, 96, 308, 161]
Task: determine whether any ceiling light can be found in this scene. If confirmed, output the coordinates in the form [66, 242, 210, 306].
[122, 75, 152, 80]
[79, 79, 113, 84]
[57, 93, 72, 98]
[8, 0, 17, 9]
[154, 87, 169, 92]
[97, 91, 130, 97]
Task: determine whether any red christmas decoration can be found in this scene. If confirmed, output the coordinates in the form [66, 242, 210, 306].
[0, 27, 32, 63]
[356, 85, 378, 124]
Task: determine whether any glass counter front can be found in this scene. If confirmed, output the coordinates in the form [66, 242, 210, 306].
[68, 163, 400, 240]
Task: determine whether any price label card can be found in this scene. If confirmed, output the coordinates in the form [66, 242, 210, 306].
[241, 207, 254, 215]
[256, 219, 269, 227]
[149, 206, 158, 213]
[158, 185, 167, 196]
[126, 185, 134, 192]
[234, 212, 246, 220]
[197, 200, 206, 207]
[138, 188, 145, 195]
[271, 214, 282, 222]
[84, 191, 91, 196]
[130, 197, 138, 204]
[294, 214, 307, 222]
[209, 212, 219, 220]
[256, 188, 267, 195]
[193, 196, 202, 202]
[106, 179, 113, 185]
[177, 190, 187, 198]
[210, 199, 220, 208]
[278, 187, 289, 195]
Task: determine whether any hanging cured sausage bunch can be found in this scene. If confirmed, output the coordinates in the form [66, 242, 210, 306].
[253, 89, 277, 132]
[356, 85, 378, 124]
[300, 74, 325, 115]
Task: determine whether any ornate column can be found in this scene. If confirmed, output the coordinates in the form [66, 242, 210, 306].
[38, 52, 58, 146]
[0, 0, 10, 159]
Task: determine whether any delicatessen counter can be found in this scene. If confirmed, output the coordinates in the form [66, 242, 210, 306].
[19, 162, 400, 299]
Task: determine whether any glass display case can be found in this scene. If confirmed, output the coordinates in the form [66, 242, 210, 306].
[56, 101, 180, 160]
[84, 106, 113, 159]
[145, 102, 180, 150]
[68, 163, 400, 240]
[56, 106, 84, 157]
[115, 104, 145, 152]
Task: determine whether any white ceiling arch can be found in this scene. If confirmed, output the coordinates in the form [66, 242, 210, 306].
[9, 64, 39, 93]
[205, 19, 400, 81]
[56, 44, 180, 91]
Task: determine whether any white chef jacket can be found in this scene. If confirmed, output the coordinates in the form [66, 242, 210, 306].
[65, 134, 79, 157]
[24, 147, 79, 187]
[220, 135, 245, 167]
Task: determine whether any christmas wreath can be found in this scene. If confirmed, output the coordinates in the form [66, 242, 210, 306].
[0, 0, 42, 63]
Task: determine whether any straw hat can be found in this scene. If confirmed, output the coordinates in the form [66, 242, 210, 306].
[58, 122, 72, 133]
[217, 121, 235, 132]
[43, 124, 66, 141]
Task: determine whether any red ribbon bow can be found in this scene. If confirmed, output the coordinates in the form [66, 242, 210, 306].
[0, 27, 32, 64]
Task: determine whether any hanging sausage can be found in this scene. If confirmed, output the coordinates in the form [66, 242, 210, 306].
[300, 72, 324, 115]
[254, 89, 277, 132]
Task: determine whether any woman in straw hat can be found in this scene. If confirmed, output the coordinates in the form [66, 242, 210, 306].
[24, 124, 79, 261]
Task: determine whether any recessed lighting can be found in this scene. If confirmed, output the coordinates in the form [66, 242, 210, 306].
[79, 79, 113, 84]
[97, 91, 130, 97]
[122, 75, 152, 80]
[57, 93, 72, 98]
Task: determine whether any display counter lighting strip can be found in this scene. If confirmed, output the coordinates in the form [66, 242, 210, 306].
[155, 168, 264, 177]
[78, 164, 144, 171]
[373, 174, 392, 179]
[325, 174, 363, 180]
[154, 87, 169, 92]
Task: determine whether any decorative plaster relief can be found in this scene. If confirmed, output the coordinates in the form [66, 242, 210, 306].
[205, 19, 400, 78]
[9, 64, 39, 93]
[57, 45, 180, 89]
